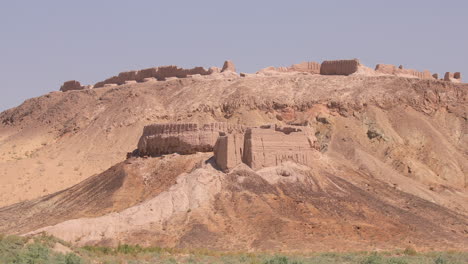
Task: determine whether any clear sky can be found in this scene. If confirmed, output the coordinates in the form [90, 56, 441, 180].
[0, 0, 466, 111]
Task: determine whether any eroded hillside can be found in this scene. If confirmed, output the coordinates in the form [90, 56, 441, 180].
[0, 70, 467, 251]
[0, 74, 466, 206]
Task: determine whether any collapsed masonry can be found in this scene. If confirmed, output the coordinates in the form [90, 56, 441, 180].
[137, 123, 317, 171]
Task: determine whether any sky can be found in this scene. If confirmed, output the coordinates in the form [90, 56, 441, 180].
[0, 0, 466, 111]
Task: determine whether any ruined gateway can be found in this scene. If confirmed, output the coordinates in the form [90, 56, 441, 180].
[137, 123, 318, 171]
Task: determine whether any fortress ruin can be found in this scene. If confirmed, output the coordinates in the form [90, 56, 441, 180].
[59, 59, 463, 92]
[137, 123, 318, 171]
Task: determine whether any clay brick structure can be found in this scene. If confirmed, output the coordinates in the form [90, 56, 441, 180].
[137, 123, 318, 171]
[60, 80, 85, 92]
[289, 61, 321, 74]
[375, 64, 397, 75]
[375, 64, 434, 80]
[137, 123, 245, 156]
[213, 131, 245, 170]
[320, 59, 361, 75]
[221, 60, 236, 73]
[257, 61, 321, 75]
[94, 66, 212, 88]
[242, 125, 316, 170]
[444, 72, 462, 83]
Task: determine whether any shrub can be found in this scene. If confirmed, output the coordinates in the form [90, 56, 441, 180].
[360, 253, 383, 264]
[387, 258, 408, 264]
[403, 246, 417, 256]
[116, 244, 143, 255]
[64, 252, 82, 264]
[262, 255, 302, 264]
[82, 245, 113, 255]
[434, 255, 447, 264]
[16, 242, 51, 264]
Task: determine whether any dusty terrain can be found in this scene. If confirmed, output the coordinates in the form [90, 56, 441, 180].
[0, 72, 467, 251]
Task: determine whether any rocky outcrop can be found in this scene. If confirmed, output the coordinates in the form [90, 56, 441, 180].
[444, 72, 462, 83]
[320, 59, 361, 75]
[221, 60, 236, 73]
[94, 66, 212, 88]
[137, 123, 246, 156]
[60, 80, 86, 92]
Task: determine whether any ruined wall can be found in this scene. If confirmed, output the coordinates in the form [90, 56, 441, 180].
[94, 66, 212, 88]
[320, 59, 361, 75]
[242, 125, 316, 170]
[213, 132, 245, 171]
[289, 61, 321, 74]
[60, 80, 85, 92]
[257, 61, 321, 75]
[221, 60, 236, 73]
[375, 64, 397, 75]
[137, 123, 245, 156]
[375, 64, 434, 80]
[137, 122, 318, 171]
[444, 72, 462, 83]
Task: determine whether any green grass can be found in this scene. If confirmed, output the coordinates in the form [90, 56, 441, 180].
[0, 234, 467, 264]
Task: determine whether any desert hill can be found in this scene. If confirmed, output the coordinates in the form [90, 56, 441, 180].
[0, 61, 467, 251]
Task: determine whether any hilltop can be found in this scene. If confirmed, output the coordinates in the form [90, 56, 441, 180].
[0, 60, 466, 251]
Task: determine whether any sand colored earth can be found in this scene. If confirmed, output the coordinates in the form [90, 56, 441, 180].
[0, 71, 467, 251]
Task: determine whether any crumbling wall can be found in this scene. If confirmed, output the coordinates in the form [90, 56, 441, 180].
[375, 64, 434, 80]
[94, 66, 212, 88]
[137, 122, 318, 171]
[221, 60, 236, 73]
[137, 123, 245, 156]
[444, 72, 462, 83]
[375, 64, 397, 75]
[257, 61, 321, 75]
[320, 59, 361, 75]
[242, 125, 316, 170]
[289, 61, 321, 74]
[60, 80, 85, 92]
[213, 132, 245, 171]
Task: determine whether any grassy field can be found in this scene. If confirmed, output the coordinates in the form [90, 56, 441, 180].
[0, 234, 466, 264]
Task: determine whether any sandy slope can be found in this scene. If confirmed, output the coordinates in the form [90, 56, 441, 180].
[0, 73, 467, 251]
[0, 74, 465, 207]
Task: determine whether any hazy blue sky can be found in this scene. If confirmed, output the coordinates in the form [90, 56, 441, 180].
[0, 0, 466, 111]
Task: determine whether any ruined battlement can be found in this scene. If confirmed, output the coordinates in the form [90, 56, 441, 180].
[137, 122, 246, 156]
[320, 59, 361, 75]
[375, 64, 433, 80]
[60, 60, 236, 91]
[242, 125, 316, 170]
[60, 80, 86, 92]
[94, 65, 212, 88]
[444, 72, 462, 83]
[137, 123, 318, 171]
[59, 59, 463, 92]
